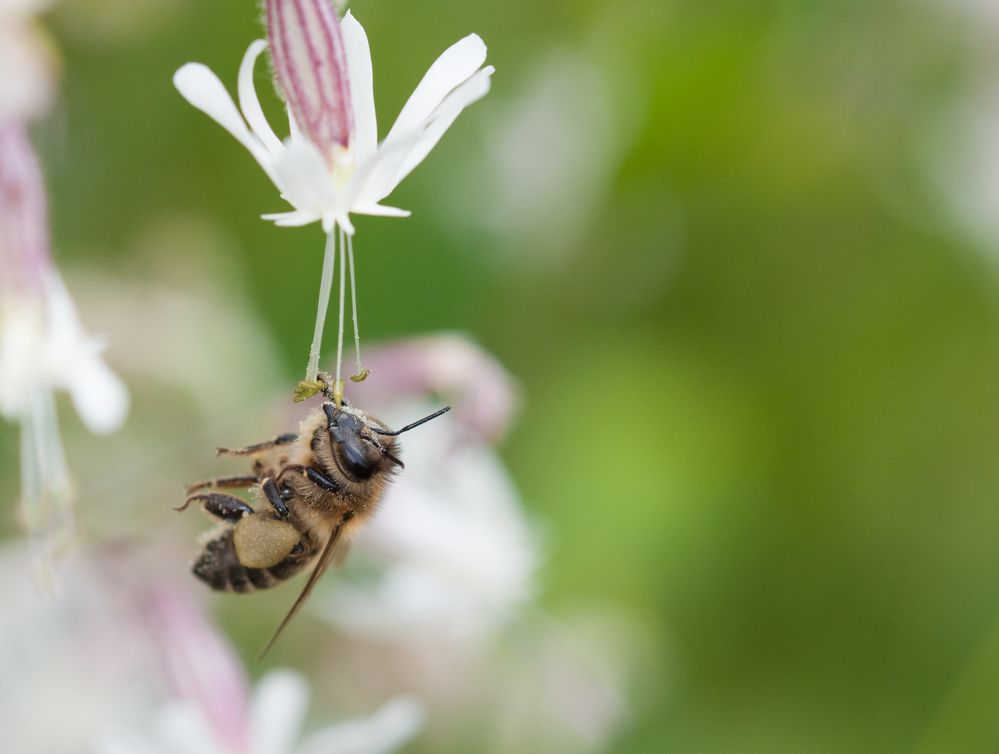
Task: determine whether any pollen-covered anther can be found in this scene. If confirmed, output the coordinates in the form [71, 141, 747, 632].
[266, 0, 354, 157]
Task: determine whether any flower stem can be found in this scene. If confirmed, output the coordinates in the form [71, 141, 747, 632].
[305, 231, 337, 382]
[335, 227, 347, 393]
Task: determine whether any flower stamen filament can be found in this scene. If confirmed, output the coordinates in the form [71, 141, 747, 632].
[305, 231, 337, 383]
[334, 226, 347, 404]
[347, 234, 369, 383]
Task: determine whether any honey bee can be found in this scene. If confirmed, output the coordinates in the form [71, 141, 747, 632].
[178, 378, 450, 655]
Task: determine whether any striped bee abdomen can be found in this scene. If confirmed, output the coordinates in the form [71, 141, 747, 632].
[192, 529, 313, 594]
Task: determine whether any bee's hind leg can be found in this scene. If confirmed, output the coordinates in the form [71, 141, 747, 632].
[176, 492, 254, 522]
[216, 433, 298, 457]
[185, 474, 259, 495]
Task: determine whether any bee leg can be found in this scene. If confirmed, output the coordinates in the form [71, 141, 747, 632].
[216, 433, 298, 457]
[261, 477, 290, 518]
[305, 467, 341, 492]
[185, 474, 259, 494]
[176, 492, 253, 523]
[278, 464, 342, 494]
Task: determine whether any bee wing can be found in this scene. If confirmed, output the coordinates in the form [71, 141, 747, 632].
[331, 539, 352, 568]
[258, 514, 350, 658]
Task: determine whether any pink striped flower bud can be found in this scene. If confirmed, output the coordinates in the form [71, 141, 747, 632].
[265, 0, 354, 156]
[0, 123, 51, 294]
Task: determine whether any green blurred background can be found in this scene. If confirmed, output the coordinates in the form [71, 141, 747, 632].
[7, 0, 999, 751]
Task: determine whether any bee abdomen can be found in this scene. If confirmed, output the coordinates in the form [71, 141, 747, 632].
[192, 531, 308, 594]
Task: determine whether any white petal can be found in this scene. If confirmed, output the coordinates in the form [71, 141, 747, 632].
[297, 696, 424, 754]
[327, 213, 348, 234]
[40, 273, 129, 434]
[347, 129, 422, 208]
[238, 39, 284, 155]
[0, 301, 43, 420]
[262, 209, 321, 227]
[154, 703, 220, 754]
[351, 203, 411, 218]
[0, 0, 55, 14]
[271, 136, 338, 216]
[69, 354, 129, 434]
[248, 670, 309, 754]
[384, 34, 487, 143]
[173, 62, 278, 183]
[387, 66, 494, 192]
[342, 11, 377, 164]
[0, 21, 57, 121]
[288, 107, 302, 142]
[93, 729, 163, 754]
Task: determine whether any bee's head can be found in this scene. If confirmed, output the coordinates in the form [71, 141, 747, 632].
[323, 403, 385, 482]
[321, 401, 452, 482]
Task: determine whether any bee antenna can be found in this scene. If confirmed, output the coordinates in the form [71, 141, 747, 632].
[372, 406, 452, 437]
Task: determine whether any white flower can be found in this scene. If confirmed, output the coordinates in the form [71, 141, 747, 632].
[0, 123, 129, 436]
[0, 540, 425, 754]
[0, 123, 128, 551]
[308, 337, 628, 751]
[98, 672, 424, 754]
[0, 272, 129, 433]
[318, 335, 537, 646]
[173, 5, 494, 235]
[93, 563, 425, 754]
[323, 407, 538, 645]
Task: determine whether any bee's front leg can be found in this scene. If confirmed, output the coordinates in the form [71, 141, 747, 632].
[261, 477, 290, 518]
[277, 464, 342, 494]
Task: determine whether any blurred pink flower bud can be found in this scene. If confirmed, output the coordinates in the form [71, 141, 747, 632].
[143, 586, 250, 752]
[0, 122, 49, 292]
[265, 0, 354, 157]
[356, 333, 519, 445]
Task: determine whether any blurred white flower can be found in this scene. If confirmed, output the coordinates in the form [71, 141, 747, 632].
[481, 52, 623, 258]
[932, 0, 999, 26]
[0, 544, 164, 754]
[322, 406, 538, 645]
[98, 671, 424, 754]
[0, 123, 128, 558]
[0, 544, 249, 754]
[319, 335, 537, 647]
[930, 87, 999, 249]
[311, 335, 630, 752]
[923, 0, 999, 253]
[173, 4, 493, 234]
[447, 43, 643, 268]
[0, 270, 129, 434]
[0, 0, 58, 121]
[96, 554, 425, 754]
[0, 541, 425, 754]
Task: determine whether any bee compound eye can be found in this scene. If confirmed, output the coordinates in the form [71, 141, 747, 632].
[338, 438, 377, 480]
